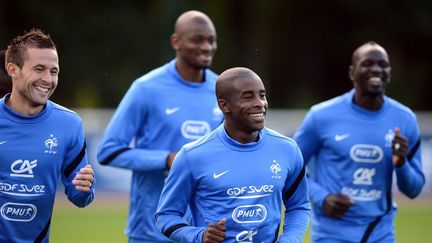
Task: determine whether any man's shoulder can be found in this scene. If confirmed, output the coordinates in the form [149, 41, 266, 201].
[49, 101, 82, 123]
[386, 96, 416, 118]
[182, 130, 219, 152]
[134, 63, 171, 85]
[205, 68, 219, 82]
[310, 93, 346, 113]
[264, 127, 298, 147]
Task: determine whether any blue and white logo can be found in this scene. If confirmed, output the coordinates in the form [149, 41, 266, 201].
[236, 230, 258, 243]
[181, 120, 211, 139]
[384, 129, 395, 147]
[350, 144, 383, 163]
[44, 134, 58, 154]
[232, 204, 267, 223]
[1, 202, 37, 222]
[10, 159, 37, 178]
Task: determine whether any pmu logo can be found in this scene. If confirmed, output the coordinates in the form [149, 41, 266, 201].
[1, 203, 37, 222]
[44, 134, 58, 154]
[236, 230, 258, 243]
[350, 144, 383, 163]
[232, 204, 267, 223]
[181, 120, 211, 139]
[10, 159, 37, 178]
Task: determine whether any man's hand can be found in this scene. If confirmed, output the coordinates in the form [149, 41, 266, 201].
[323, 194, 354, 218]
[203, 219, 226, 243]
[72, 164, 94, 192]
[165, 152, 178, 169]
[392, 128, 409, 167]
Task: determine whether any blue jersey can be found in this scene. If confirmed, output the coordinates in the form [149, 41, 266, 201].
[294, 90, 425, 242]
[156, 125, 310, 243]
[0, 95, 94, 243]
[97, 59, 223, 242]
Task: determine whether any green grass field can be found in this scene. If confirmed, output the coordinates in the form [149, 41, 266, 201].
[50, 194, 432, 243]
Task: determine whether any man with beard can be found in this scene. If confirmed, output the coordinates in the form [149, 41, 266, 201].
[294, 41, 425, 243]
[0, 29, 94, 242]
[97, 10, 223, 243]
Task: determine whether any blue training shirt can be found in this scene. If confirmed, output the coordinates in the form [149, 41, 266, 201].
[97, 59, 223, 242]
[156, 124, 310, 243]
[294, 89, 425, 242]
[0, 95, 94, 243]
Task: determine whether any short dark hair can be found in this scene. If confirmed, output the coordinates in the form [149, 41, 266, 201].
[5, 29, 56, 68]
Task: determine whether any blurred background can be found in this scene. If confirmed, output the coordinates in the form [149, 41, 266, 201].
[1, 0, 432, 110]
[1, 1, 432, 242]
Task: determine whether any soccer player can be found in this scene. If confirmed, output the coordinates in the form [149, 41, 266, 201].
[294, 41, 425, 242]
[97, 10, 223, 242]
[0, 29, 94, 242]
[0, 49, 12, 97]
[156, 67, 310, 243]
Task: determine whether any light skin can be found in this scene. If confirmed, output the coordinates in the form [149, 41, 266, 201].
[6, 46, 94, 191]
[323, 43, 408, 218]
[166, 10, 217, 169]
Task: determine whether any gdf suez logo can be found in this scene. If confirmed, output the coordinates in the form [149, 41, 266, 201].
[10, 159, 38, 178]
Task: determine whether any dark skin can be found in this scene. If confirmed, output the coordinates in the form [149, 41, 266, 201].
[200, 67, 267, 242]
[323, 42, 409, 218]
[171, 10, 217, 83]
[203, 219, 226, 243]
[165, 10, 217, 169]
[217, 68, 267, 144]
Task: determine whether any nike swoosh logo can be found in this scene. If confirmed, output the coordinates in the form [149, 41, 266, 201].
[213, 170, 229, 179]
[0, 141, 6, 145]
[334, 133, 350, 141]
[165, 107, 180, 115]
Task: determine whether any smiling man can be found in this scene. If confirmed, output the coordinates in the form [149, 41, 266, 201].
[97, 10, 223, 243]
[156, 67, 310, 243]
[294, 41, 425, 243]
[0, 29, 94, 242]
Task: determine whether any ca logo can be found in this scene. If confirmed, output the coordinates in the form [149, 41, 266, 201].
[10, 159, 38, 178]
[236, 230, 257, 243]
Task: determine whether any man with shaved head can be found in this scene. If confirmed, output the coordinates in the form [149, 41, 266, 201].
[294, 42, 425, 242]
[97, 10, 222, 243]
[156, 67, 310, 242]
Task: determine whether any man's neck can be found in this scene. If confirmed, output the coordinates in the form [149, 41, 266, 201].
[353, 94, 384, 111]
[6, 95, 44, 116]
[175, 61, 205, 83]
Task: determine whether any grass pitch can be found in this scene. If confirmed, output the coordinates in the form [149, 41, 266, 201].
[50, 193, 432, 243]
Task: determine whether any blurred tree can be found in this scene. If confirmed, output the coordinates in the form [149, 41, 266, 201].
[1, 0, 431, 109]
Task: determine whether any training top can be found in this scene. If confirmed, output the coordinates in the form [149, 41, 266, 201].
[0, 95, 94, 243]
[294, 89, 425, 242]
[156, 124, 310, 243]
[97, 59, 223, 242]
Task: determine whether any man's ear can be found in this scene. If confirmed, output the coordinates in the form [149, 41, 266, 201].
[348, 65, 354, 83]
[170, 33, 180, 51]
[218, 99, 230, 113]
[6, 63, 19, 79]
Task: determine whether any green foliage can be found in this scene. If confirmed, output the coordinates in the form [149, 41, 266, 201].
[1, 0, 432, 109]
